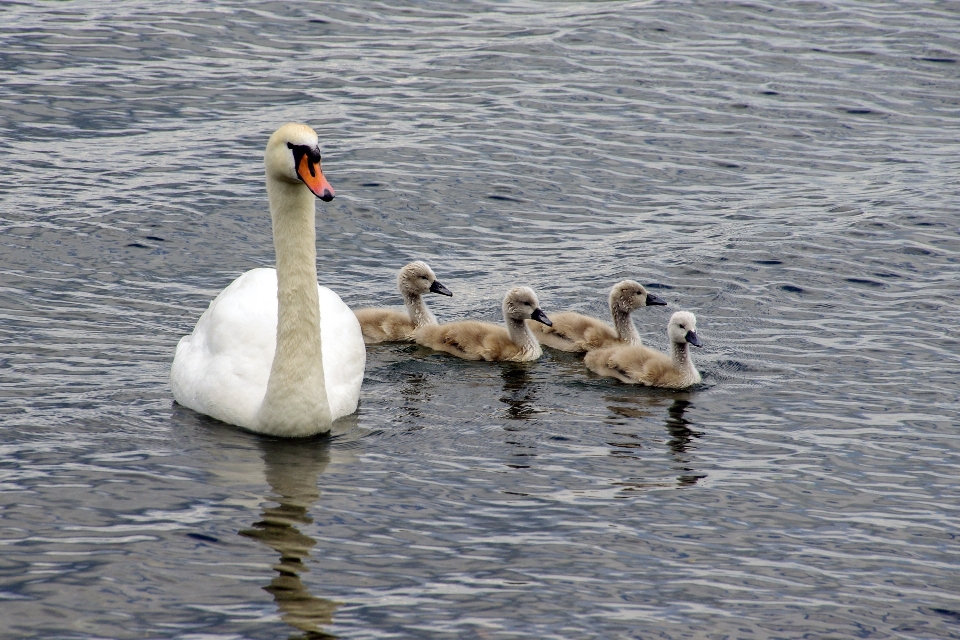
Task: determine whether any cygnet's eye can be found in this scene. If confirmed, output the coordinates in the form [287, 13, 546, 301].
[678, 324, 685, 329]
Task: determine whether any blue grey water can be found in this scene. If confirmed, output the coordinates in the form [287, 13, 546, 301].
[1, 0, 959, 638]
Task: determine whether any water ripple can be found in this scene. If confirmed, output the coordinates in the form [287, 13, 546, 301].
[1, 0, 959, 638]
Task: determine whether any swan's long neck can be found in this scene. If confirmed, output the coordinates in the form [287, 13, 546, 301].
[403, 291, 436, 328]
[611, 306, 641, 345]
[506, 317, 542, 360]
[257, 178, 332, 435]
[671, 342, 700, 384]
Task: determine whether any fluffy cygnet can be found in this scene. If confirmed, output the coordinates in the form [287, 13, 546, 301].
[354, 261, 453, 344]
[584, 311, 702, 389]
[414, 286, 552, 362]
[529, 279, 666, 352]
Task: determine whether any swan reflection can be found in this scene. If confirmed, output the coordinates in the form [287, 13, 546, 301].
[663, 397, 706, 487]
[400, 370, 431, 424]
[603, 393, 705, 488]
[500, 364, 538, 421]
[240, 437, 340, 640]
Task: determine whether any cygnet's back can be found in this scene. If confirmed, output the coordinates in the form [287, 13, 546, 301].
[354, 261, 452, 344]
[584, 311, 702, 389]
[530, 280, 666, 352]
[414, 286, 552, 362]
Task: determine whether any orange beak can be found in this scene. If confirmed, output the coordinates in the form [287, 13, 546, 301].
[296, 153, 335, 201]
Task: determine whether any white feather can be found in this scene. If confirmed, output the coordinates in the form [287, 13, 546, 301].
[171, 268, 365, 430]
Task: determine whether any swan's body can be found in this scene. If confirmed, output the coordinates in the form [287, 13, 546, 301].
[354, 261, 452, 344]
[584, 311, 702, 389]
[171, 123, 365, 437]
[529, 280, 666, 352]
[414, 286, 552, 362]
[172, 269, 364, 430]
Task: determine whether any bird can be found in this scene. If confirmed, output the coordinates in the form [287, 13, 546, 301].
[353, 261, 453, 343]
[414, 286, 552, 362]
[584, 311, 702, 389]
[529, 279, 666, 352]
[170, 123, 366, 437]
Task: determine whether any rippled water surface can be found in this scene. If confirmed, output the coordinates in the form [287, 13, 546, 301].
[2, 1, 960, 638]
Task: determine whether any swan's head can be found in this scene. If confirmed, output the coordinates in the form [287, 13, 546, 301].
[610, 279, 667, 313]
[398, 261, 453, 297]
[504, 286, 551, 326]
[265, 123, 335, 202]
[668, 311, 702, 348]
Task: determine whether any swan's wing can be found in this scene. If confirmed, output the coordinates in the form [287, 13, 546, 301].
[319, 285, 366, 421]
[171, 268, 278, 429]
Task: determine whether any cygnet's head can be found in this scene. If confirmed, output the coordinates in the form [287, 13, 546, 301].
[610, 279, 667, 313]
[398, 261, 452, 297]
[668, 311, 702, 347]
[264, 123, 335, 202]
[503, 286, 552, 326]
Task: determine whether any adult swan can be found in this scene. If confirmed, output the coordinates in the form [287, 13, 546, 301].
[171, 123, 365, 437]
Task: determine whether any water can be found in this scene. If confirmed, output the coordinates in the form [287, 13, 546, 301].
[2, 0, 959, 637]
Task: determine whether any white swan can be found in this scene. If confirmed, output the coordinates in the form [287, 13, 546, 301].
[170, 123, 365, 437]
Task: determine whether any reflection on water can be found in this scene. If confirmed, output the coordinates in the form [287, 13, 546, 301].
[663, 397, 707, 487]
[240, 438, 340, 640]
[400, 370, 431, 424]
[501, 365, 538, 469]
[4, 0, 958, 635]
[604, 394, 706, 488]
[604, 394, 658, 423]
[500, 365, 537, 421]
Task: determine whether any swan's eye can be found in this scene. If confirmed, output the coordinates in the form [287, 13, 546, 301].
[678, 324, 685, 329]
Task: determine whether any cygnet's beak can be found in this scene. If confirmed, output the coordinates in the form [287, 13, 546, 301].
[646, 292, 667, 306]
[531, 308, 552, 326]
[429, 280, 453, 296]
[296, 153, 335, 202]
[685, 330, 702, 347]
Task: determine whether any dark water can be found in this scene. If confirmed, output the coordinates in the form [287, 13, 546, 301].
[2, 1, 960, 638]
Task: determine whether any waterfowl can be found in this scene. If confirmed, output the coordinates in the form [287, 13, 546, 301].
[584, 311, 702, 389]
[170, 123, 365, 437]
[353, 261, 452, 343]
[529, 279, 666, 352]
[414, 286, 552, 362]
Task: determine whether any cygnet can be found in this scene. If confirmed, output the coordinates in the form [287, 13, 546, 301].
[584, 311, 702, 389]
[529, 279, 666, 352]
[354, 261, 452, 344]
[414, 286, 552, 362]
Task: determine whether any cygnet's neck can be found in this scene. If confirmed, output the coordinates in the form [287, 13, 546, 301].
[257, 177, 332, 434]
[611, 306, 642, 345]
[403, 291, 437, 328]
[671, 341, 699, 383]
[506, 316, 542, 359]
